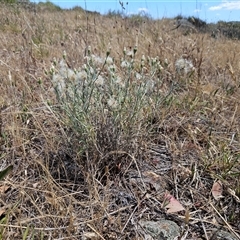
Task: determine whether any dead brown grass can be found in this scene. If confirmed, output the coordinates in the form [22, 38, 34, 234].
[0, 3, 239, 239]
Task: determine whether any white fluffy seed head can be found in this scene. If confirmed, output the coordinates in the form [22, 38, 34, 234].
[175, 58, 195, 74]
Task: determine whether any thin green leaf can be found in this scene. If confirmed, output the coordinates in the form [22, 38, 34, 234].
[0, 165, 13, 181]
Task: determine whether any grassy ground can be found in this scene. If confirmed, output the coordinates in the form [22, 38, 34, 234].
[0, 3, 239, 239]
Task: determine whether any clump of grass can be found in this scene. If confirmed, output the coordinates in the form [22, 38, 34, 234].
[50, 47, 172, 178]
[126, 12, 152, 28]
[37, 1, 62, 12]
[105, 9, 124, 18]
[187, 16, 207, 30]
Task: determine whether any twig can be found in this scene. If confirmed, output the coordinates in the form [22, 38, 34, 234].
[210, 202, 240, 239]
[121, 191, 148, 234]
[121, 203, 138, 234]
[180, 225, 189, 240]
[87, 223, 106, 240]
[198, 213, 209, 240]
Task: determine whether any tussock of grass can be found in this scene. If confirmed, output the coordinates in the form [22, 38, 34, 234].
[0, 3, 239, 239]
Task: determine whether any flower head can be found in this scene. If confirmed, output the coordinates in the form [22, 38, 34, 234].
[121, 60, 130, 68]
[115, 76, 124, 87]
[106, 56, 113, 65]
[107, 96, 118, 108]
[175, 58, 195, 74]
[136, 72, 142, 80]
[95, 75, 104, 86]
[91, 54, 104, 66]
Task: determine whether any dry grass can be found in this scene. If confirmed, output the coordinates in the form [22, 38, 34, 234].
[0, 3, 239, 239]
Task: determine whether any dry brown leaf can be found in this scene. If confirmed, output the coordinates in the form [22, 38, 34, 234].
[174, 164, 192, 181]
[142, 171, 163, 191]
[211, 180, 223, 200]
[163, 192, 185, 213]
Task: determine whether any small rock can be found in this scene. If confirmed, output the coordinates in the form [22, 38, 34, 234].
[211, 229, 239, 240]
[138, 219, 180, 240]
